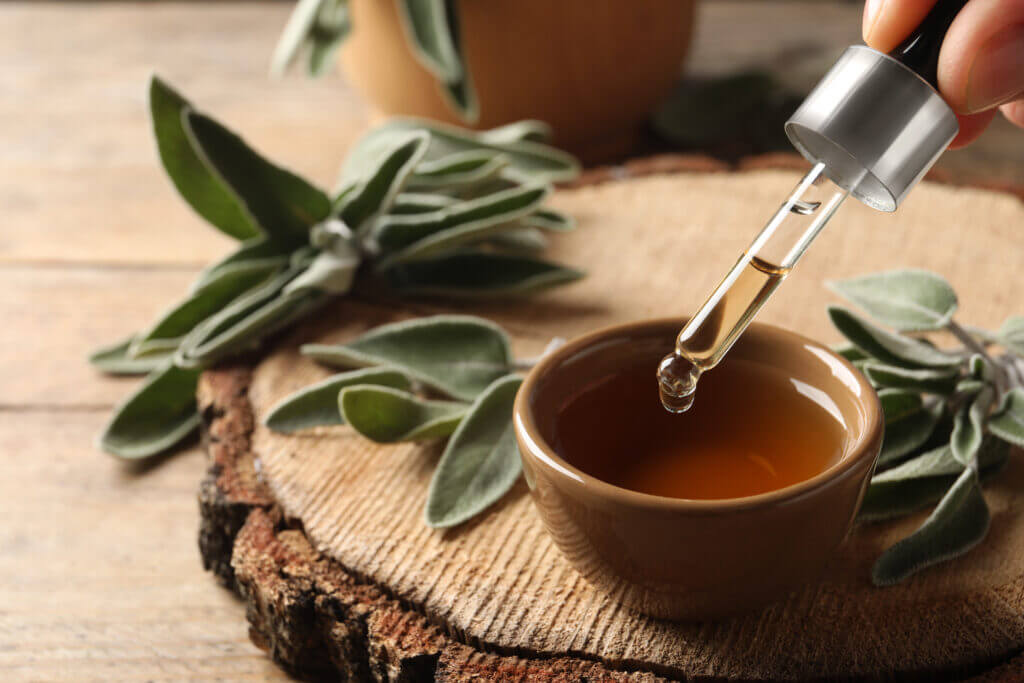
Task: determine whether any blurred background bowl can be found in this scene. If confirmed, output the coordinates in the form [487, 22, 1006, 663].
[339, 0, 697, 162]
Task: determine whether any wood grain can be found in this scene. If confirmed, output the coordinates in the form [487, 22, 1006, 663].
[249, 167, 1024, 680]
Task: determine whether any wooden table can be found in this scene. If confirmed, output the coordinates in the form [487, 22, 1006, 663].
[2, 2, 1020, 680]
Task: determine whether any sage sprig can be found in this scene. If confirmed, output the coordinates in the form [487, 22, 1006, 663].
[827, 269, 1023, 585]
[267, 315, 532, 527]
[91, 76, 581, 461]
[272, 0, 477, 122]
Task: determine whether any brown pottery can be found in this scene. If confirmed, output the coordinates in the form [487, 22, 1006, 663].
[338, 0, 697, 162]
[514, 319, 884, 620]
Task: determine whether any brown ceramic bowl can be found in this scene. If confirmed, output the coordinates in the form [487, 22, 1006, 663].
[339, 0, 697, 162]
[514, 319, 883, 620]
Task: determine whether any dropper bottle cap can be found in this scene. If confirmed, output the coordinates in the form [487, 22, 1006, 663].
[784, 0, 966, 212]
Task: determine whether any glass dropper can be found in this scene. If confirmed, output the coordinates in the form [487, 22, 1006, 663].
[657, 162, 861, 412]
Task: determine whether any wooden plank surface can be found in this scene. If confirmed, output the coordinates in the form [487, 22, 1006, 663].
[2, 1, 1021, 680]
[252, 168, 1024, 680]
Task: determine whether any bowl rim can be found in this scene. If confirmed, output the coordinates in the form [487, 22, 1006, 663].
[514, 317, 884, 513]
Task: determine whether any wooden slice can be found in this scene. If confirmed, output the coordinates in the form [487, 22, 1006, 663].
[200, 156, 1024, 680]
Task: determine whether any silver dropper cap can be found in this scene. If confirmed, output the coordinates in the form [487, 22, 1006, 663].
[785, 45, 958, 212]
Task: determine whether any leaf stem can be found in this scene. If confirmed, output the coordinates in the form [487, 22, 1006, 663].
[947, 320, 1010, 395]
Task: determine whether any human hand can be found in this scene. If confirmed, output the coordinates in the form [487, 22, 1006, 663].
[864, 0, 1024, 147]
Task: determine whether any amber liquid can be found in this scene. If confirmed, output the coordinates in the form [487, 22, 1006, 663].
[556, 358, 847, 500]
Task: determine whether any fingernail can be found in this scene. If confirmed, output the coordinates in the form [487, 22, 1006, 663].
[863, 0, 885, 44]
[966, 24, 1024, 113]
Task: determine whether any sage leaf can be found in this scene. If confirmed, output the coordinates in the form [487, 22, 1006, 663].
[270, 0, 326, 76]
[89, 336, 173, 376]
[828, 306, 961, 369]
[829, 270, 958, 331]
[413, 149, 495, 177]
[872, 467, 990, 585]
[396, 0, 462, 83]
[283, 240, 361, 296]
[264, 368, 411, 433]
[347, 119, 579, 184]
[878, 400, 944, 466]
[861, 438, 1007, 521]
[302, 315, 511, 401]
[306, 0, 350, 77]
[833, 341, 871, 363]
[862, 362, 958, 394]
[969, 354, 995, 382]
[184, 111, 331, 246]
[956, 378, 985, 396]
[484, 227, 548, 253]
[879, 388, 923, 422]
[149, 77, 259, 241]
[374, 183, 548, 256]
[391, 192, 456, 215]
[523, 208, 574, 232]
[99, 363, 202, 459]
[135, 259, 282, 353]
[951, 385, 994, 466]
[409, 153, 507, 191]
[424, 375, 522, 528]
[476, 120, 551, 145]
[339, 385, 468, 442]
[998, 316, 1024, 356]
[435, 0, 478, 123]
[338, 131, 429, 232]
[384, 250, 584, 298]
[192, 237, 290, 291]
[989, 387, 1024, 448]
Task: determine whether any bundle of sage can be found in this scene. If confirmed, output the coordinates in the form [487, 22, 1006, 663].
[91, 75, 581, 461]
[265, 315, 541, 527]
[828, 270, 1024, 584]
[272, 0, 476, 121]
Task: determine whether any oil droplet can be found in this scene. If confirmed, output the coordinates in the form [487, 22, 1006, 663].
[657, 353, 701, 413]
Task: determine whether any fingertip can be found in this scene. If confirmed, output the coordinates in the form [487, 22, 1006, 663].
[947, 109, 997, 149]
[863, 0, 938, 53]
[999, 99, 1024, 129]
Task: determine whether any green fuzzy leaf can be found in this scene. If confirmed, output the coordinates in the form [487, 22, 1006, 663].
[283, 230, 361, 295]
[302, 315, 512, 401]
[384, 250, 584, 298]
[264, 368, 412, 433]
[833, 341, 871, 363]
[484, 227, 548, 253]
[878, 400, 944, 466]
[89, 336, 174, 376]
[191, 237, 291, 291]
[183, 111, 331, 246]
[969, 354, 995, 382]
[409, 153, 508, 191]
[390, 192, 456, 215]
[434, 0, 477, 123]
[872, 467, 990, 585]
[989, 387, 1024, 448]
[177, 263, 327, 369]
[413, 150, 496, 177]
[476, 120, 552, 145]
[424, 375, 522, 527]
[135, 260, 282, 354]
[523, 208, 574, 232]
[339, 385, 468, 442]
[98, 363, 202, 459]
[951, 385, 994, 466]
[998, 315, 1024, 356]
[828, 270, 958, 331]
[346, 119, 579, 184]
[828, 306, 961, 369]
[374, 183, 548, 256]
[270, 0, 326, 76]
[862, 362, 959, 394]
[396, 0, 462, 83]
[149, 77, 259, 241]
[956, 378, 986, 396]
[861, 438, 1007, 521]
[306, 0, 350, 77]
[879, 388, 923, 422]
[338, 131, 430, 232]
